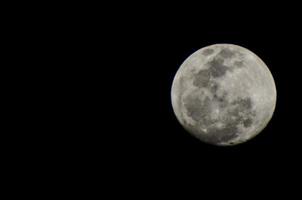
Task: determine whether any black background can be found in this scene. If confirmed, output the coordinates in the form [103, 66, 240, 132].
[76, 2, 302, 194]
[10, 2, 302, 196]
[93, 3, 302, 194]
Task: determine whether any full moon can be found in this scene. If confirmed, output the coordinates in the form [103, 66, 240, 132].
[171, 44, 276, 146]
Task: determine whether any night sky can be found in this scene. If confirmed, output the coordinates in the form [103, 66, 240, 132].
[23, 2, 301, 196]
[103, 4, 301, 192]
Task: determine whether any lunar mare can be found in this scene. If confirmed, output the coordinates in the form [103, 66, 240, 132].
[171, 44, 276, 146]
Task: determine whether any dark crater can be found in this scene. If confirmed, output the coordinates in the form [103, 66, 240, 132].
[202, 48, 214, 56]
[183, 94, 203, 122]
[193, 69, 210, 88]
[219, 48, 235, 58]
[213, 91, 228, 108]
[184, 95, 212, 123]
[208, 58, 229, 78]
[234, 60, 244, 68]
[231, 98, 252, 110]
[209, 82, 219, 94]
[243, 118, 253, 128]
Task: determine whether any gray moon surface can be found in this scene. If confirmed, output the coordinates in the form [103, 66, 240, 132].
[171, 44, 276, 146]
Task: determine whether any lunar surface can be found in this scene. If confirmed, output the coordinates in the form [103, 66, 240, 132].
[171, 44, 276, 146]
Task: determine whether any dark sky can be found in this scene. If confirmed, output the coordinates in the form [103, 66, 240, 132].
[22, 2, 300, 196]
[100, 4, 301, 192]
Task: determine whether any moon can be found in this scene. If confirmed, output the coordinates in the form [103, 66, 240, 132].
[171, 44, 276, 146]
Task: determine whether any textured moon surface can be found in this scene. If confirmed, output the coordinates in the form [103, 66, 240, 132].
[171, 44, 276, 146]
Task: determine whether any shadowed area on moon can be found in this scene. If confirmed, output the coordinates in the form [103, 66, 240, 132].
[208, 58, 229, 78]
[219, 48, 235, 58]
[182, 46, 256, 145]
[202, 48, 214, 56]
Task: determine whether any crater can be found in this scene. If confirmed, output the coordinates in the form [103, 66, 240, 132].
[184, 95, 212, 123]
[219, 48, 235, 58]
[243, 118, 253, 128]
[208, 58, 229, 78]
[183, 95, 203, 121]
[208, 82, 219, 95]
[202, 48, 214, 56]
[193, 69, 210, 88]
[228, 97, 255, 128]
[215, 123, 239, 141]
[231, 98, 252, 110]
[212, 89, 228, 109]
[198, 97, 213, 125]
[234, 60, 244, 68]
